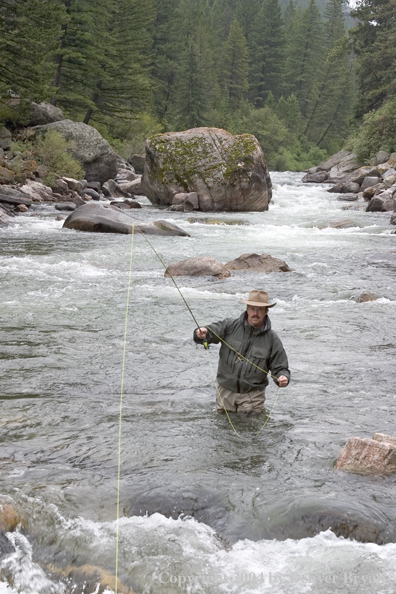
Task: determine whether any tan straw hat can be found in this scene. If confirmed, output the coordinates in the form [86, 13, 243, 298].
[240, 289, 276, 308]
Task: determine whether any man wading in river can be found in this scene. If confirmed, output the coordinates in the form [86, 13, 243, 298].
[194, 290, 290, 414]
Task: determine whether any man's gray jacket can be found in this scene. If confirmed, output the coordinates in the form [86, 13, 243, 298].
[194, 312, 290, 393]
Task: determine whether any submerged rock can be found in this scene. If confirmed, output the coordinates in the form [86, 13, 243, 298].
[284, 510, 383, 544]
[357, 291, 377, 303]
[187, 217, 248, 225]
[225, 253, 291, 273]
[336, 433, 396, 474]
[141, 127, 272, 212]
[47, 563, 136, 594]
[165, 256, 231, 279]
[127, 486, 227, 533]
[0, 530, 14, 559]
[328, 219, 358, 229]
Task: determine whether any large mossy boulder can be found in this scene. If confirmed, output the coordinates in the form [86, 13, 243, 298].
[141, 127, 272, 212]
[33, 120, 118, 184]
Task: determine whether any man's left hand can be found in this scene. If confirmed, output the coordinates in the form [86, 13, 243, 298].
[277, 375, 288, 387]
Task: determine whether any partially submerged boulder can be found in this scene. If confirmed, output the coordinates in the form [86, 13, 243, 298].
[165, 256, 231, 279]
[142, 127, 272, 212]
[33, 120, 118, 184]
[225, 253, 291, 273]
[336, 433, 396, 474]
[47, 563, 136, 594]
[285, 509, 383, 544]
[328, 218, 358, 229]
[357, 291, 377, 303]
[63, 203, 189, 236]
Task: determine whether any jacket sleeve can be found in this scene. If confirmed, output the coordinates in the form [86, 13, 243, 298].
[268, 333, 291, 386]
[193, 319, 230, 345]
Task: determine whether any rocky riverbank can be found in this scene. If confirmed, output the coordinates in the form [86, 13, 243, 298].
[0, 101, 147, 226]
[303, 150, 396, 228]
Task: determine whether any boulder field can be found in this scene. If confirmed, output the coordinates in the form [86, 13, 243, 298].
[303, 150, 396, 225]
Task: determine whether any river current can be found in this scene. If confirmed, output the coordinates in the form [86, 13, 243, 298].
[1, 172, 396, 593]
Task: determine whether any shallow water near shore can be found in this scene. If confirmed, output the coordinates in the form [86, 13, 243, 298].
[1, 172, 396, 593]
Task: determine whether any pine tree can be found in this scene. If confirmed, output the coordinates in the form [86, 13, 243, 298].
[276, 94, 301, 134]
[51, 0, 112, 115]
[234, 0, 261, 42]
[304, 0, 354, 149]
[83, 0, 155, 124]
[51, 0, 154, 124]
[209, 0, 238, 49]
[218, 18, 249, 111]
[171, 35, 207, 129]
[283, 0, 324, 120]
[0, 0, 66, 101]
[283, 0, 295, 27]
[248, 0, 285, 106]
[151, 0, 182, 121]
[350, 0, 396, 118]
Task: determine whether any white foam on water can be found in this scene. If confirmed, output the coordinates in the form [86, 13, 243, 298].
[0, 532, 64, 594]
[29, 512, 396, 594]
[1, 255, 116, 281]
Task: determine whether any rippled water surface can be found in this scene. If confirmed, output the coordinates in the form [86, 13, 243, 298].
[1, 173, 396, 593]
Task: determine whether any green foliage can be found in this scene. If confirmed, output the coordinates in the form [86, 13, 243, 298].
[0, 0, 66, 100]
[171, 36, 208, 129]
[219, 19, 249, 111]
[0, 100, 31, 128]
[33, 129, 84, 178]
[274, 146, 328, 171]
[0, 0, 357, 170]
[93, 112, 163, 158]
[248, 0, 285, 106]
[243, 106, 288, 166]
[346, 98, 396, 161]
[350, 0, 396, 118]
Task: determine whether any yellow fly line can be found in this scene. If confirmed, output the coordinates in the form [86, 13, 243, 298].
[115, 223, 135, 594]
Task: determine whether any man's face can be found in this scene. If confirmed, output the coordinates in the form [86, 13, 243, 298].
[246, 305, 268, 327]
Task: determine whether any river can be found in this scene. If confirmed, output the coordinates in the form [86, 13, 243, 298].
[1, 172, 396, 593]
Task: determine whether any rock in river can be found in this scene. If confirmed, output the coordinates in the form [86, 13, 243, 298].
[63, 202, 189, 236]
[165, 256, 231, 279]
[225, 253, 291, 273]
[336, 433, 396, 474]
[141, 127, 272, 212]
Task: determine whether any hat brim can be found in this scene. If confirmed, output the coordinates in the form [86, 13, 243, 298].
[240, 298, 276, 308]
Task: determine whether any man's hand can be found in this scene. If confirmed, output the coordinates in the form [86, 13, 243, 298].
[277, 375, 288, 387]
[196, 327, 207, 340]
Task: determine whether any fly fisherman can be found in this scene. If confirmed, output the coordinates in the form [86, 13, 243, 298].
[194, 290, 290, 414]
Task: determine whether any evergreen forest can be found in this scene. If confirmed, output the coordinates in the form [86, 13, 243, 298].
[0, 0, 394, 170]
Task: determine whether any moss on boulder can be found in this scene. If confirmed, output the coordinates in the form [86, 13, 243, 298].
[141, 127, 272, 212]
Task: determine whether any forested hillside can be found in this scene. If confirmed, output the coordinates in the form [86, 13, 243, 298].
[0, 0, 374, 170]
